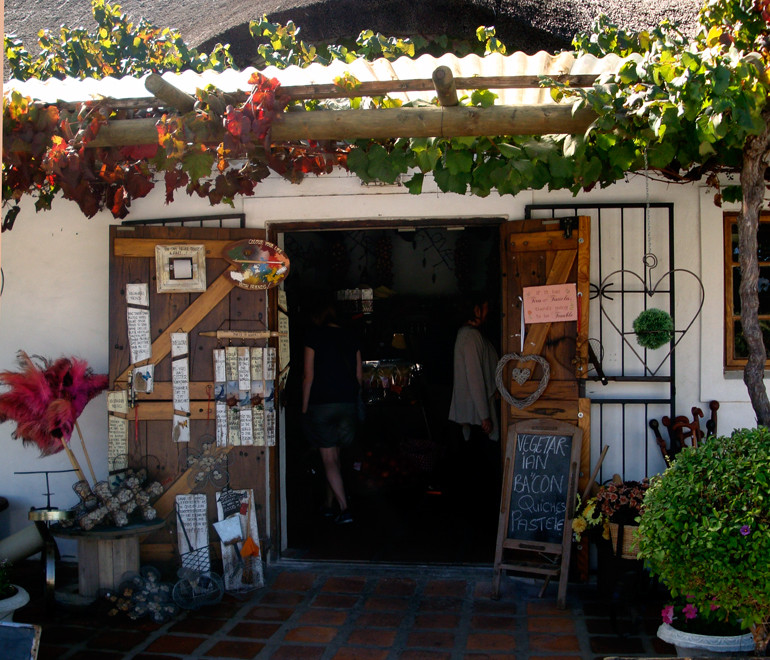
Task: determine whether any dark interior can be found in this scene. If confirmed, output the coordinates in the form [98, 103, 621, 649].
[280, 223, 503, 564]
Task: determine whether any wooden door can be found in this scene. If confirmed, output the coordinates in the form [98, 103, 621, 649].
[108, 225, 277, 563]
[499, 216, 591, 493]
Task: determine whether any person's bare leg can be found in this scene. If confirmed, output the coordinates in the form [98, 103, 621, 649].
[319, 446, 348, 511]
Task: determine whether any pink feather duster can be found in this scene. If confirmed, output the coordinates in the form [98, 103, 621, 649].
[0, 351, 108, 456]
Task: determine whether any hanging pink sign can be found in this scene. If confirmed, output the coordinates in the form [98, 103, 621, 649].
[523, 283, 578, 324]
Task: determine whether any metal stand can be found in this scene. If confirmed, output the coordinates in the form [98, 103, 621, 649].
[14, 469, 75, 612]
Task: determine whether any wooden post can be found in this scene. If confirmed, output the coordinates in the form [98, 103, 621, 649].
[144, 73, 196, 113]
[432, 66, 459, 107]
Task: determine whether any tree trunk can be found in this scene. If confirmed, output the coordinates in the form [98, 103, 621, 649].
[752, 619, 769, 656]
[739, 107, 770, 427]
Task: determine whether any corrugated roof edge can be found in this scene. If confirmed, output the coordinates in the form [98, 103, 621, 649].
[4, 50, 630, 106]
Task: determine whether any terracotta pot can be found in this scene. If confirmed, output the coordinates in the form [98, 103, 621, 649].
[657, 622, 755, 657]
[0, 584, 30, 621]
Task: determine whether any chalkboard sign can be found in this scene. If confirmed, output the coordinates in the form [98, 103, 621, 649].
[493, 418, 582, 608]
[507, 430, 573, 544]
[0, 622, 41, 660]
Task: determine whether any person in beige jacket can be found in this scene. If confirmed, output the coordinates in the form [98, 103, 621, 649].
[446, 294, 501, 554]
[448, 296, 499, 442]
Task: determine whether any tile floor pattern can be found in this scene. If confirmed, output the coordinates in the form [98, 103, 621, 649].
[13, 562, 678, 660]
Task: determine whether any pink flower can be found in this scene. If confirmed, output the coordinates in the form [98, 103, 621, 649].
[682, 604, 698, 620]
[710, 597, 720, 612]
[661, 605, 674, 624]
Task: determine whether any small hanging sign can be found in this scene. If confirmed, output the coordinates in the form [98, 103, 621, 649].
[237, 347, 251, 392]
[216, 402, 228, 447]
[126, 282, 150, 307]
[278, 311, 290, 372]
[108, 415, 129, 468]
[213, 348, 226, 383]
[155, 244, 207, 293]
[133, 364, 154, 394]
[250, 348, 263, 382]
[172, 356, 190, 443]
[264, 347, 276, 381]
[239, 408, 254, 446]
[171, 332, 188, 358]
[107, 390, 129, 414]
[523, 283, 578, 324]
[224, 239, 290, 290]
[126, 283, 151, 364]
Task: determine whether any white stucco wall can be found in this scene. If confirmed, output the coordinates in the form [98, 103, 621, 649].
[0, 169, 764, 551]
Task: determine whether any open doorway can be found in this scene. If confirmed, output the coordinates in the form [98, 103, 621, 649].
[276, 219, 503, 564]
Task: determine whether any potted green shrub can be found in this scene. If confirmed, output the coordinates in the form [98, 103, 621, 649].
[637, 427, 770, 655]
[0, 559, 30, 621]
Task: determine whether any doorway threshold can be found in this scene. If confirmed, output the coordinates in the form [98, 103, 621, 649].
[271, 556, 495, 579]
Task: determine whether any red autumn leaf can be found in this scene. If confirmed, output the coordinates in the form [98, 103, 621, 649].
[48, 135, 67, 158]
[76, 186, 101, 218]
[120, 144, 158, 160]
[99, 163, 121, 184]
[164, 168, 188, 204]
[225, 109, 250, 139]
[111, 186, 127, 217]
[124, 170, 154, 200]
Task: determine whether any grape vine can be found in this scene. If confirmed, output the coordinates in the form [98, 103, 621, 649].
[2, 0, 769, 228]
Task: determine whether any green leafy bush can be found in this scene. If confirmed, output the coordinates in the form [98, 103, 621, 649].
[632, 308, 674, 350]
[637, 427, 770, 649]
[4, 0, 232, 80]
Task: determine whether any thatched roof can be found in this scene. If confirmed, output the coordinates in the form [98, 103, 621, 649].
[5, 0, 702, 69]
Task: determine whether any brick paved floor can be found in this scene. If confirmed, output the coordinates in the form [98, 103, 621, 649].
[12, 561, 678, 659]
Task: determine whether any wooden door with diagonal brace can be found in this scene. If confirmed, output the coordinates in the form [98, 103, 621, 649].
[499, 216, 591, 494]
[108, 225, 277, 563]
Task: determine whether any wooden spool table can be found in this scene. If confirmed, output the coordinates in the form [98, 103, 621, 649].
[51, 520, 165, 599]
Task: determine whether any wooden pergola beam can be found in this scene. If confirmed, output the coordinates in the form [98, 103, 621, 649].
[278, 73, 599, 101]
[144, 73, 195, 113]
[50, 74, 599, 112]
[86, 103, 597, 147]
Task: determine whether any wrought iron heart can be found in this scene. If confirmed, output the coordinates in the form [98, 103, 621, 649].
[595, 267, 703, 377]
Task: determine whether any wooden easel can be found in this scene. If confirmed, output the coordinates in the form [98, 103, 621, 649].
[492, 418, 582, 609]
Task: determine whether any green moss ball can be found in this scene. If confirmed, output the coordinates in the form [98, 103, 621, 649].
[633, 308, 674, 350]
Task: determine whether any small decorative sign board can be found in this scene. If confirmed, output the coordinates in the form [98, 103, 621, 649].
[224, 239, 290, 290]
[492, 418, 582, 608]
[155, 245, 207, 293]
[126, 283, 151, 364]
[523, 283, 578, 324]
[175, 493, 210, 574]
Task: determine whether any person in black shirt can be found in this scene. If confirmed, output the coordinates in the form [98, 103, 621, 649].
[302, 301, 361, 524]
